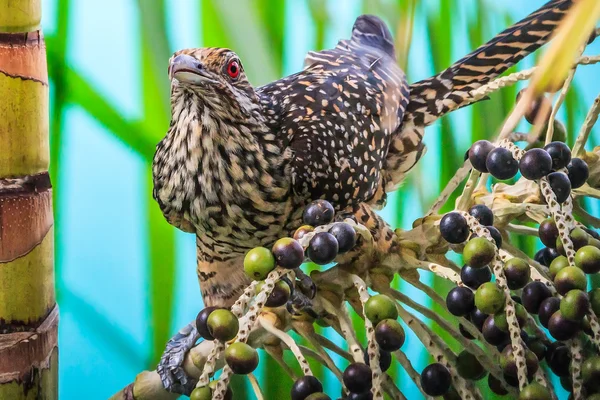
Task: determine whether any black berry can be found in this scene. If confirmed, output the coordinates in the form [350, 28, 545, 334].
[567, 157, 589, 189]
[544, 141, 571, 170]
[196, 306, 219, 341]
[486, 147, 518, 180]
[307, 232, 339, 265]
[446, 286, 475, 316]
[547, 171, 571, 203]
[548, 311, 580, 340]
[303, 200, 334, 226]
[440, 212, 469, 244]
[328, 222, 357, 253]
[522, 281, 552, 313]
[538, 297, 560, 328]
[343, 363, 372, 394]
[420, 363, 451, 397]
[272, 238, 305, 269]
[291, 376, 323, 400]
[468, 140, 495, 173]
[539, 218, 559, 248]
[460, 265, 491, 289]
[468, 204, 494, 226]
[519, 148, 552, 180]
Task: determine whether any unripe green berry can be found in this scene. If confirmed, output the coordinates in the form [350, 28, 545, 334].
[549, 255, 569, 280]
[554, 266, 587, 295]
[575, 245, 600, 274]
[244, 247, 276, 280]
[475, 282, 504, 315]
[560, 289, 589, 321]
[365, 294, 398, 325]
[207, 309, 239, 342]
[190, 386, 212, 400]
[463, 237, 496, 268]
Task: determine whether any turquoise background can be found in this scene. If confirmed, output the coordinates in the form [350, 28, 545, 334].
[38, 0, 599, 398]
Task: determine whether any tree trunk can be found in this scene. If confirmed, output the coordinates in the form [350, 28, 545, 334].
[0, 1, 57, 399]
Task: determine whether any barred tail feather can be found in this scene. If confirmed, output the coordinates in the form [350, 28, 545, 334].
[406, 0, 574, 127]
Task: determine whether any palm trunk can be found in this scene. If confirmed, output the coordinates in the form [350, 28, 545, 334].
[0, 1, 57, 399]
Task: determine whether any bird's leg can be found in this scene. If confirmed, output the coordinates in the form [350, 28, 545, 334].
[286, 272, 320, 318]
[157, 321, 200, 395]
[158, 255, 250, 394]
[335, 203, 400, 273]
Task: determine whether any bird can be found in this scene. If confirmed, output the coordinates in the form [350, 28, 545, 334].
[152, 0, 574, 393]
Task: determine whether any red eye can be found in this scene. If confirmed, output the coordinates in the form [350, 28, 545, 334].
[227, 60, 240, 79]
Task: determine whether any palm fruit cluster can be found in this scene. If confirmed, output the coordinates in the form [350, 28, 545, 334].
[185, 82, 600, 399]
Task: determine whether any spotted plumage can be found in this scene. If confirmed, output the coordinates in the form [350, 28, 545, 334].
[152, 0, 573, 307]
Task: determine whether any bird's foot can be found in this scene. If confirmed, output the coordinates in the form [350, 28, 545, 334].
[157, 322, 200, 395]
[285, 272, 320, 318]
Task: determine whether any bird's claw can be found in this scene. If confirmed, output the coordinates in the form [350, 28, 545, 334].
[157, 323, 200, 396]
[294, 268, 317, 299]
[287, 288, 319, 319]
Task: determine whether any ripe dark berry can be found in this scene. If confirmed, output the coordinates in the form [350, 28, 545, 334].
[486, 226, 503, 248]
[539, 218, 559, 248]
[486, 147, 518, 180]
[488, 374, 509, 396]
[544, 141, 571, 170]
[420, 363, 451, 397]
[460, 265, 491, 289]
[482, 315, 509, 345]
[207, 309, 239, 342]
[303, 200, 334, 226]
[456, 350, 486, 380]
[547, 343, 570, 377]
[468, 140, 495, 173]
[343, 363, 372, 394]
[225, 342, 259, 374]
[459, 323, 474, 339]
[294, 225, 314, 241]
[374, 319, 405, 351]
[567, 157, 589, 189]
[363, 349, 392, 372]
[519, 148, 553, 180]
[468, 204, 494, 226]
[262, 280, 291, 308]
[517, 89, 552, 124]
[364, 294, 398, 325]
[469, 308, 488, 331]
[534, 248, 547, 266]
[328, 222, 357, 253]
[522, 281, 552, 313]
[475, 282, 504, 315]
[196, 306, 219, 340]
[446, 286, 475, 316]
[554, 266, 587, 295]
[244, 247, 276, 280]
[528, 339, 547, 362]
[504, 257, 530, 289]
[538, 297, 560, 328]
[347, 392, 373, 400]
[547, 171, 571, 203]
[548, 311, 580, 341]
[464, 237, 496, 268]
[519, 383, 551, 400]
[560, 289, 589, 321]
[440, 212, 469, 244]
[575, 245, 600, 274]
[500, 345, 539, 379]
[542, 247, 560, 267]
[272, 238, 304, 269]
[307, 232, 338, 265]
[291, 375, 323, 400]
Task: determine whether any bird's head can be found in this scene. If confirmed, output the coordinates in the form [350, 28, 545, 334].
[168, 48, 258, 119]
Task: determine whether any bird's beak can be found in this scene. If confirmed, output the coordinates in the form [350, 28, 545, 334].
[169, 54, 217, 84]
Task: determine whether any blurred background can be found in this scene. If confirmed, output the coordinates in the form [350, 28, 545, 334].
[39, 0, 599, 398]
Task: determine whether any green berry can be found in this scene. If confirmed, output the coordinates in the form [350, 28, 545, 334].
[190, 386, 212, 400]
[207, 381, 233, 400]
[560, 289, 589, 321]
[590, 288, 600, 316]
[243, 247, 276, 280]
[463, 237, 497, 268]
[504, 258, 530, 289]
[549, 255, 569, 280]
[365, 294, 398, 325]
[554, 266, 587, 295]
[475, 282, 504, 314]
[494, 303, 527, 332]
[456, 350, 486, 380]
[583, 355, 600, 390]
[518, 382, 551, 400]
[305, 393, 331, 400]
[225, 342, 259, 374]
[575, 245, 600, 274]
[207, 309, 239, 342]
